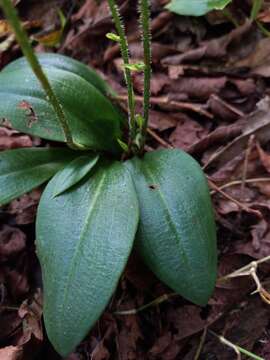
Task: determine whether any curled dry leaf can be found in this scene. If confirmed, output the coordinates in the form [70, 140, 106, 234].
[204, 97, 270, 170]
[18, 290, 43, 344]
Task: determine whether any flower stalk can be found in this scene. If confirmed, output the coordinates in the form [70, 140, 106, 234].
[107, 0, 136, 145]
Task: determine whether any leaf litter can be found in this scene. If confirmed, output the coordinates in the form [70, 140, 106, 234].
[2, 0, 270, 359]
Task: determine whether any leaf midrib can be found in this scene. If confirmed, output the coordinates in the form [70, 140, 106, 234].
[60, 171, 107, 327]
[143, 163, 194, 281]
[0, 161, 65, 177]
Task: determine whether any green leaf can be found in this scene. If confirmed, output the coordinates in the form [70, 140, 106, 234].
[106, 32, 121, 42]
[0, 54, 123, 153]
[117, 138, 129, 152]
[166, 0, 232, 16]
[36, 161, 139, 356]
[124, 62, 145, 72]
[127, 149, 217, 306]
[3, 53, 113, 97]
[0, 147, 77, 206]
[53, 154, 99, 197]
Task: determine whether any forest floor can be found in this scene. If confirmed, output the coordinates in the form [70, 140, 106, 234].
[1, 0, 270, 359]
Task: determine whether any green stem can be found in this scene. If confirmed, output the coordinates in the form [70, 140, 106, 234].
[139, 0, 151, 152]
[250, 0, 263, 21]
[107, 0, 136, 144]
[0, 0, 79, 150]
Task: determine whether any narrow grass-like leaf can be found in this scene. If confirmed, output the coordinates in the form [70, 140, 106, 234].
[0, 147, 77, 205]
[0, 54, 123, 153]
[53, 154, 99, 197]
[36, 161, 139, 356]
[166, 0, 232, 16]
[127, 149, 217, 306]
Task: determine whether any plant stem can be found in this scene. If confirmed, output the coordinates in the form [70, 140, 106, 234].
[107, 0, 136, 144]
[209, 330, 264, 360]
[0, 0, 79, 150]
[250, 0, 263, 21]
[138, 0, 151, 152]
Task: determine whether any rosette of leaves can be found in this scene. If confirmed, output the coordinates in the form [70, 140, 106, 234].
[0, 0, 217, 357]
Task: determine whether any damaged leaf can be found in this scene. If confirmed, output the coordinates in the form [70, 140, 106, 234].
[0, 54, 123, 153]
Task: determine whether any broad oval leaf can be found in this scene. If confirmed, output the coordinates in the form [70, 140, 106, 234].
[3, 53, 113, 97]
[127, 149, 217, 306]
[0, 54, 123, 153]
[166, 0, 232, 16]
[53, 153, 99, 197]
[36, 161, 139, 356]
[0, 147, 77, 206]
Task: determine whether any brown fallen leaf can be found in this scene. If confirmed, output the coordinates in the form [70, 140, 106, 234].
[162, 20, 252, 65]
[0, 346, 23, 360]
[229, 35, 270, 77]
[188, 123, 243, 155]
[0, 127, 32, 150]
[18, 290, 43, 345]
[7, 189, 41, 225]
[0, 226, 26, 262]
[204, 97, 270, 170]
[256, 141, 270, 173]
[169, 115, 208, 150]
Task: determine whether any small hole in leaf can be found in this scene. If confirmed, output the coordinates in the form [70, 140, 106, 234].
[149, 184, 158, 190]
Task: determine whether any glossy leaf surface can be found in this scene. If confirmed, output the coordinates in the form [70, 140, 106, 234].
[0, 147, 76, 206]
[3, 53, 113, 97]
[0, 54, 123, 152]
[166, 0, 231, 16]
[36, 161, 139, 356]
[53, 154, 99, 197]
[127, 149, 217, 306]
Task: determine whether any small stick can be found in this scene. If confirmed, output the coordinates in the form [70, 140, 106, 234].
[240, 135, 255, 201]
[208, 179, 262, 217]
[115, 293, 176, 315]
[116, 94, 213, 118]
[210, 178, 270, 195]
[209, 330, 264, 360]
[194, 327, 208, 360]
[220, 256, 270, 281]
[147, 128, 173, 149]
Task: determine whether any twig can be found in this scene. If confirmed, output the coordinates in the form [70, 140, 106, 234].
[194, 327, 208, 360]
[220, 256, 270, 281]
[208, 179, 262, 217]
[220, 256, 270, 305]
[116, 94, 213, 118]
[210, 178, 270, 195]
[0, 0, 81, 150]
[147, 128, 173, 148]
[240, 135, 255, 201]
[209, 330, 264, 360]
[114, 293, 176, 315]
